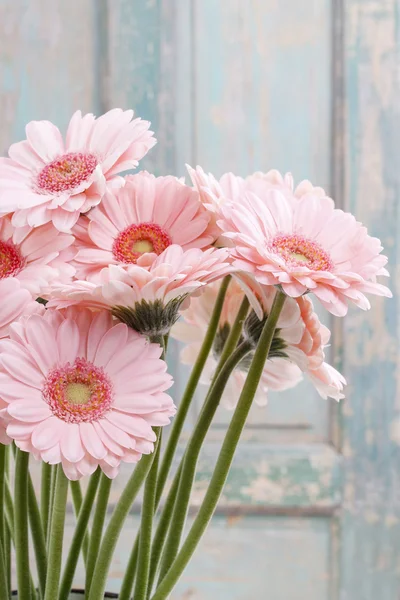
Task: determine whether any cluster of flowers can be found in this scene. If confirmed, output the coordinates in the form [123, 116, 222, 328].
[0, 109, 391, 480]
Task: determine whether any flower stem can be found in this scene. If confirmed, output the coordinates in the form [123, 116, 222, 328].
[155, 275, 231, 503]
[157, 340, 252, 582]
[0, 444, 8, 599]
[70, 480, 90, 565]
[59, 469, 101, 600]
[85, 472, 112, 596]
[40, 462, 52, 543]
[132, 429, 161, 600]
[151, 291, 286, 600]
[46, 465, 56, 549]
[44, 464, 69, 600]
[14, 449, 31, 600]
[87, 440, 160, 600]
[28, 476, 47, 598]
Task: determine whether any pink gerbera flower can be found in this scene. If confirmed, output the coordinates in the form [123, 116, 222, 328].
[72, 172, 214, 282]
[0, 109, 156, 232]
[217, 191, 391, 316]
[0, 277, 43, 339]
[47, 245, 232, 336]
[0, 307, 175, 480]
[171, 279, 303, 408]
[0, 216, 74, 295]
[187, 164, 330, 213]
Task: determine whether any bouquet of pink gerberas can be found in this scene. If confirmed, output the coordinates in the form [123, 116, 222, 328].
[0, 109, 391, 600]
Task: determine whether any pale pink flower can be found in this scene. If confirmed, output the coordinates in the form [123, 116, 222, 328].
[0, 216, 75, 295]
[0, 109, 156, 232]
[0, 307, 175, 480]
[172, 278, 345, 408]
[294, 296, 345, 400]
[47, 245, 233, 336]
[172, 279, 304, 409]
[0, 277, 43, 339]
[187, 164, 330, 214]
[72, 172, 213, 282]
[217, 190, 391, 316]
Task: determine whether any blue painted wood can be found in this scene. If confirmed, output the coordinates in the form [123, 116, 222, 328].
[0, 0, 99, 151]
[339, 1, 400, 598]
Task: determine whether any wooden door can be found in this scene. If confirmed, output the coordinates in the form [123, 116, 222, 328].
[0, 1, 399, 598]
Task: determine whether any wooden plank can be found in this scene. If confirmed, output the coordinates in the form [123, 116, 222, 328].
[0, 0, 98, 152]
[340, 1, 400, 598]
[106, 0, 193, 177]
[192, 0, 332, 183]
[60, 516, 332, 599]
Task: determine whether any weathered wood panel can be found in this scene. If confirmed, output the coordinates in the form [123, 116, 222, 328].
[0, 0, 98, 152]
[340, 1, 400, 598]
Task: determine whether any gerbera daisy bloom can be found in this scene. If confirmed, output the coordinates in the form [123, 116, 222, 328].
[0, 277, 43, 339]
[0, 307, 175, 480]
[0, 109, 156, 232]
[0, 216, 75, 295]
[47, 245, 233, 337]
[72, 172, 214, 282]
[172, 278, 345, 408]
[217, 190, 391, 316]
[187, 164, 330, 214]
[171, 279, 303, 408]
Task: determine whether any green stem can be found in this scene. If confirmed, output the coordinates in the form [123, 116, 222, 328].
[157, 340, 252, 582]
[151, 291, 286, 600]
[44, 465, 69, 600]
[87, 442, 160, 600]
[70, 480, 89, 565]
[85, 473, 112, 596]
[149, 295, 250, 592]
[118, 463, 182, 600]
[4, 517, 10, 597]
[46, 465, 56, 550]
[0, 538, 9, 600]
[146, 464, 182, 597]
[0, 445, 7, 599]
[28, 476, 47, 598]
[155, 275, 231, 504]
[132, 430, 161, 600]
[14, 449, 31, 600]
[4, 480, 14, 537]
[59, 469, 101, 600]
[40, 462, 52, 543]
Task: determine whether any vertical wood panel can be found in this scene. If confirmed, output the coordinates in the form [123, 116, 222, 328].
[106, 0, 193, 177]
[0, 0, 98, 151]
[341, 1, 400, 598]
[192, 0, 332, 185]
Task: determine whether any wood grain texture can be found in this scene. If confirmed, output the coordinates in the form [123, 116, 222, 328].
[340, 1, 400, 598]
[0, 0, 97, 152]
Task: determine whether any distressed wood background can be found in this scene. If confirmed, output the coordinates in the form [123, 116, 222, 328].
[1, 1, 399, 598]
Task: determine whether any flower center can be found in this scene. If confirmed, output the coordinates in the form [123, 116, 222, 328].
[0, 240, 25, 278]
[36, 152, 98, 194]
[43, 357, 113, 423]
[269, 233, 333, 271]
[112, 222, 172, 264]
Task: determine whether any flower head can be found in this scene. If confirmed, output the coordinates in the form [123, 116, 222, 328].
[47, 245, 232, 336]
[172, 278, 345, 408]
[72, 172, 214, 281]
[0, 216, 74, 295]
[217, 190, 391, 316]
[0, 277, 43, 339]
[0, 307, 175, 480]
[0, 109, 156, 232]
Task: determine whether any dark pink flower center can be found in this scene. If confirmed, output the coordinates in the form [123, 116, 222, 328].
[112, 222, 172, 264]
[0, 240, 25, 278]
[269, 233, 333, 271]
[43, 357, 113, 423]
[37, 152, 98, 194]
